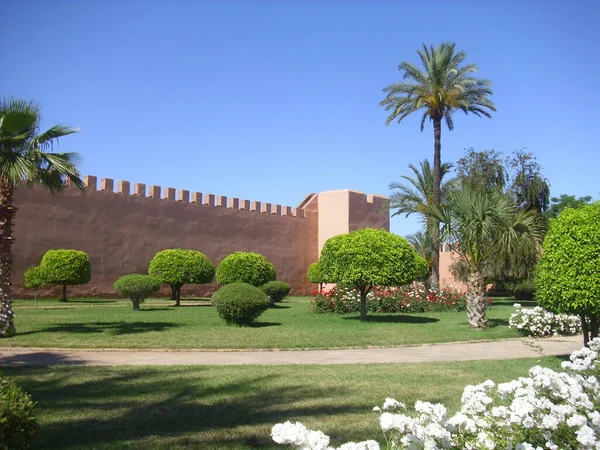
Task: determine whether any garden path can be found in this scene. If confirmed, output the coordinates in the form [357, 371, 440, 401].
[0, 335, 581, 367]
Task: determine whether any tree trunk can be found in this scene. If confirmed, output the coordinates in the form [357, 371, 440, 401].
[430, 118, 442, 289]
[581, 314, 590, 347]
[590, 315, 599, 341]
[0, 181, 16, 337]
[174, 285, 181, 307]
[133, 300, 140, 311]
[359, 287, 368, 321]
[61, 284, 68, 302]
[170, 285, 176, 300]
[466, 271, 487, 329]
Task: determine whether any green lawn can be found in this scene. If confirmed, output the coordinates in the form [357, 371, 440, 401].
[3, 297, 527, 349]
[5, 357, 562, 449]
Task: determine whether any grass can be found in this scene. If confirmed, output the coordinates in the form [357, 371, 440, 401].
[3, 297, 528, 349]
[4, 357, 563, 449]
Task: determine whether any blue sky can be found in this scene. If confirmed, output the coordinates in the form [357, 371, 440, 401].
[2, 0, 599, 236]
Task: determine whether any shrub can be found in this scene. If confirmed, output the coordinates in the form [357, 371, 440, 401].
[509, 304, 581, 337]
[113, 274, 161, 310]
[40, 249, 91, 302]
[319, 228, 426, 320]
[260, 281, 291, 303]
[536, 202, 600, 345]
[148, 249, 214, 306]
[0, 374, 37, 450]
[509, 279, 536, 300]
[212, 283, 270, 326]
[216, 252, 276, 287]
[306, 262, 326, 290]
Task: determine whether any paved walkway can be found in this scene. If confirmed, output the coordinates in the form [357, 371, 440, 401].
[0, 335, 582, 367]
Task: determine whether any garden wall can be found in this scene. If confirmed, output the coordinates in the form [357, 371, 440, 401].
[11, 177, 388, 298]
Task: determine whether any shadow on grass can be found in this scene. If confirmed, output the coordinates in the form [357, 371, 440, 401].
[269, 305, 291, 309]
[18, 321, 180, 336]
[343, 315, 439, 324]
[251, 322, 282, 328]
[491, 299, 536, 308]
[487, 318, 510, 328]
[3, 366, 363, 449]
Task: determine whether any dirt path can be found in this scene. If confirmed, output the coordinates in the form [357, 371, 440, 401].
[0, 335, 582, 367]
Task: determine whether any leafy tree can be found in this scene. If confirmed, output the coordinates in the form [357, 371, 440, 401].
[381, 43, 495, 288]
[216, 252, 276, 287]
[306, 262, 326, 291]
[148, 249, 214, 306]
[113, 274, 161, 311]
[456, 148, 507, 192]
[536, 202, 600, 346]
[24, 266, 47, 307]
[40, 250, 91, 302]
[319, 228, 425, 321]
[389, 159, 455, 286]
[546, 194, 594, 219]
[0, 99, 84, 336]
[507, 149, 550, 215]
[405, 231, 433, 287]
[430, 189, 543, 329]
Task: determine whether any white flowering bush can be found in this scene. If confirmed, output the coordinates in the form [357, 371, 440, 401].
[509, 304, 581, 337]
[272, 339, 600, 450]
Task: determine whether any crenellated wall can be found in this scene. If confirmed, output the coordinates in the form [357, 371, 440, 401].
[12, 176, 388, 298]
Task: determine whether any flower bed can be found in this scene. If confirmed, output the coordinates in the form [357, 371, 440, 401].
[509, 304, 581, 337]
[311, 286, 482, 315]
[272, 339, 600, 449]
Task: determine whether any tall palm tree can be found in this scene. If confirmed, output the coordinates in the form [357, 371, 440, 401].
[381, 43, 496, 288]
[429, 188, 544, 329]
[0, 99, 85, 337]
[389, 159, 455, 286]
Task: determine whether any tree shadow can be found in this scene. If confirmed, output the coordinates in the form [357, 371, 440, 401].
[0, 352, 85, 367]
[342, 315, 439, 324]
[487, 318, 510, 328]
[138, 308, 174, 312]
[18, 321, 180, 336]
[251, 322, 282, 328]
[269, 305, 291, 309]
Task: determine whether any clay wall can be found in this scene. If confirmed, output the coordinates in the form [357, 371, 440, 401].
[12, 176, 319, 297]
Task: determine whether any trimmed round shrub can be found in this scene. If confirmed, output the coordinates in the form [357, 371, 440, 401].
[510, 279, 536, 300]
[24, 266, 47, 290]
[113, 274, 161, 310]
[216, 252, 276, 287]
[148, 249, 214, 306]
[212, 283, 270, 326]
[40, 249, 91, 302]
[260, 281, 291, 303]
[0, 374, 37, 450]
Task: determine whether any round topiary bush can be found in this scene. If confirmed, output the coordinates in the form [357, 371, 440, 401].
[260, 281, 291, 303]
[113, 274, 161, 310]
[216, 252, 276, 287]
[510, 279, 536, 301]
[148, 249, 214, 306]
[212, 283, 270, 326]
[0, 374, 37, 450]
[307, 262, 326, 291]
[40, 249, 91, 302]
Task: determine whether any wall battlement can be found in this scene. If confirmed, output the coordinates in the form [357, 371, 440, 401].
[83, 175, 310, 219]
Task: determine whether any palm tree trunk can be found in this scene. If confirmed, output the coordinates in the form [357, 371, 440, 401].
[0, 181, 16, 337]
[466, 271, 488, 329]
[430, 118, 442, 289]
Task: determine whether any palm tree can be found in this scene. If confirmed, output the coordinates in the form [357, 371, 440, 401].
[0, 99, 85, 337]
[380, 43, 496, 288]
[389, 159, 455, 287]
[429, 188, 543, 329]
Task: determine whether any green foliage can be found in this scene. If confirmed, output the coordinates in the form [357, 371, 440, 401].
[113, 275, 160, 310]
[546, 194, 594, 219]
[148, 249, 214, 304]
[307, 262, 325, 284]
[260, 281, 291, 302]
[413, 254, 430, 281]
[216, 252, 276, 287]
[0, 374, 37, 450]
[507, 149, 550, 214]
[211, 283, 270, 326]
[319, 229, 422, 289]
[23, 266, 47, 290]
[40, 249, 91, 295]
[508, 279, 536, 301]
[456, 148, 507, 192]
[536, 202, 600, 317]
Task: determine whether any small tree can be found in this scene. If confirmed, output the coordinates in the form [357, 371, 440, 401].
[40, 250, 91, 302]
[216, 252, 276, 287]
[24, 266, 47, 308]
[536, 202, 600, 346]
[113, 274, 160, 310]
[319, 228, 425, 321]
[148, 249, 214, 306]
[306, 262, 326, 291]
